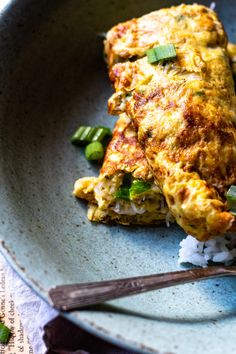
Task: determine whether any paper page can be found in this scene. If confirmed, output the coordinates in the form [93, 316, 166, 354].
[0, 265, 34, 354]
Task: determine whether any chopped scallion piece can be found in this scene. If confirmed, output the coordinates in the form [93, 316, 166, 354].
[226, 185, 236, 201]
[0, 323, 11, 344]
[71, 126, 86, 145]
[146, 44, 176, 64]
[115, 187, 130, 201]
[226, 185, 236, 216]
[115, 179, 151, 201]
[86, 127, 98, 142]
[85, 141, 104, 161]
[92, 126, 111, 142]
[130, 180, 151, 198]
[146, 49, 157, 64]
[71, 126, 111, 145]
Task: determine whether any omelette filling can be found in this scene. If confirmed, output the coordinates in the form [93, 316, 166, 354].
[74, 173, 168, 224]
[73, 114, 170, 225]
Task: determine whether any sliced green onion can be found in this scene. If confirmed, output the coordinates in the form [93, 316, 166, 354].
[71, 126, 111, 145]
[154, 44, 176, 61]
[146, 49, 157, 64]
[129, 180, 151, 199]
[85, 127, 98, 142]
[115, 180, 151, 201]
[92, 126, 111, 143]
[0, 323, 11, 344]
[85, 141, 104, 161]
[146, 44, 176, 64]
[115, 187, 130, 201]
[226, 185, 236, 216]
[71, 126, 86, 145]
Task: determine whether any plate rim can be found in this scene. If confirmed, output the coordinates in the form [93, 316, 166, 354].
[0, 241, 159, 354]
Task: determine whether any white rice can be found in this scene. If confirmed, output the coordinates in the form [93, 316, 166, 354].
[178, 233, 236, 267]
[112, 201, 146, 215]
[210, 2, 216, 10]
[165, 211, 172, 228]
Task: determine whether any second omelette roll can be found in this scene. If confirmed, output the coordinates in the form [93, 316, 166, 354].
[107, 4, 236, 240]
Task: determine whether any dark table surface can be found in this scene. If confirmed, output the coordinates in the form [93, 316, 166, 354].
[43, 316, 137, 354]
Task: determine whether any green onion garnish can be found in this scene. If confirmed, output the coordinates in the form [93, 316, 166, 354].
[226, 185, 236, 216]
[147, 49, 158, 64]
[129, 180, 151, 199]
[115, 180, 151, 201]
[146, 44, 176, 64]
[85, 141, 104, 161]
[115, 187, 130, 201]
[0, 323, 11, 344]
[71, 126, 111, 145]
[92, 126, 111, 143]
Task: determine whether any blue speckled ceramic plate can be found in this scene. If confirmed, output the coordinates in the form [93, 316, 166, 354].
[0, 0, 236, 353]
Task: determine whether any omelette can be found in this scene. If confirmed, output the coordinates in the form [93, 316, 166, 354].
[74, 41, 236, 226]
[74, 113, 170, 225]
[105, 4, 236, 240]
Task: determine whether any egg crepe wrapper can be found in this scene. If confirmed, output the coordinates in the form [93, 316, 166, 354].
[74, 113, 170, 225]
[73, 41, 236, 227]
[74, 5, 236, 230]
[106, 4, 236, 240]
